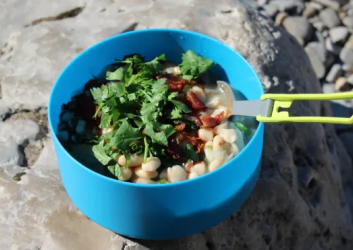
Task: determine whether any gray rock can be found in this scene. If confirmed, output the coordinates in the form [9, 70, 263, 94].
[0, 138, 22, 167]
[329, 26, 350, 44]
[326, 64, 342, 82]
[1, 0, 353, 250]
[303, 3, 318, 17]
[312, 20, 326, 31]
[0, 120, 41, 145]
[319, 8, 341, 28]
[339, 132, 353, 163]
[0, 100, 10, 120]
[326, 37, 343, 54]
[313, 0, 340, 11]
[282, 16, 314, 44]
[257, 0, 268, 6]
[275, 11, 288, 25]
[347, 74, 353, 85]
[270, 0, 303, 12]
[310, 1, 324, 11]
[263, 4, 279, 18]
[340, 47, 353, 66]
[343, 16, 353, 29]
[322, 82, 336, 93]
[335, 76, 351, 91]
[305, 43, 326, 78]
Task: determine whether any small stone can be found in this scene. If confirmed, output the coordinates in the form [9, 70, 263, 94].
[275, 12, 288, 26]
[303, 4, 318, 17]
[313, 0, 340, 11]
[347, 74, 353, 85]
[329, 26, 349, 44]
[345, 35, 353, 48]
[343, 16, 353, 29]
[0, 120, 41, 145]
[322, 83, 336, 93]
[313, 21, 326, 31]
[343, 63, 353, 72]
[326, 64, 342, 82]
[325, 37, 342, 55]
[264, 5, 279, 18]
[282, 16, 314, 43]
[340, 47, 353, 67]
[322, 29, 329, 37]
[305, 42, 326, 79]
[257, 0, 268, 6]
[324, 51, 336, 69]
[270, 0, 300, 12]
[310, 2, 324, 11]
[319, 8, 341, 28]
[335, 77, 351, 91]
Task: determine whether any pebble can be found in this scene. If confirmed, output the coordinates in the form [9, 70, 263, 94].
[312, 21, 326, 31]
[319, 8, 341, 28]
[275, 12, 288, 26]
[343, 16, 353, 29]
[322, 83, 336, 93]
[282, 16, 314, 43]
[325, 37, 342, 55]
[312, 0, 340, 11]
[264, 5, 279, 18]
[335, 77, 351, 91]
[257, 0, 268, 6]
[329, 26, 349, 44]
[0, 100, 10, 120]
[303, 4, 318, 18]
[340, 47, 353, 67]
[270, 0, 303, 13]
[305, 42, 326, 79]
[347, 74, 353, 85]
[326, 64, 342, 82]
[310, 2, 324, 11]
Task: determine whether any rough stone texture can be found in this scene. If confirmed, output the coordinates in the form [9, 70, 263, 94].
[1, 0, 353, 250]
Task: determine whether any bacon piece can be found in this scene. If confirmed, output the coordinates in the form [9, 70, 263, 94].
[182, 132, 204, 153]
[157, 74, 188, 93]
[184, 161, 194, 173]
[199, 112, 225, 128]
[186, 90, 206, 110]
[166, 138, 184, 161]
[174, 123, 186, 132]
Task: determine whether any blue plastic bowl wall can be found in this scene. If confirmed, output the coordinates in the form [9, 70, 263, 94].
[48, 29, 264, 240]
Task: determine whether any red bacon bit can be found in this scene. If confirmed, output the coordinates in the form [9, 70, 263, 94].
[174, 123, 186, 132]
[166, 138, 184, 161]
[182, 132, 204, 153]
[157, 74, 188, 93]
[186, 90, 206, 110]
[199, 111, 225, 128]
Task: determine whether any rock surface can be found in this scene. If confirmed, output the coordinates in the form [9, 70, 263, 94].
[1, 0, 353, 250]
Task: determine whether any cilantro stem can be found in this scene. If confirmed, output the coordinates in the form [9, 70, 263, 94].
[141, 90, 152, 102]
[93, 103, 104, 118]
[143, 136, 149, 163]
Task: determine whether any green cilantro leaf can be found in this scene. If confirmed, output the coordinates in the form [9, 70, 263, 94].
[170, 100, 191, 113]
[92, 141, 112, 165]
[110, 120, 143, 151]
[108, 82, 125, 97]
[144, 123, 170, 146]
[108, 163, 123, 178]
[170, 107, 182, 119]
[179, 50, 215, 80]
[90, 88, 103, 105]
[100, 113, 112, 129]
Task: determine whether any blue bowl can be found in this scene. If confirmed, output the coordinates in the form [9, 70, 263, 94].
[48, 29, 264, 240]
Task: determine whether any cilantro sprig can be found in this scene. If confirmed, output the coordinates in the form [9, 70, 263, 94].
[89, 50, 215, 175]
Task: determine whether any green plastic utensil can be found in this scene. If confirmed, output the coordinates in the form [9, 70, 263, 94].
[218, 81, 353, 124]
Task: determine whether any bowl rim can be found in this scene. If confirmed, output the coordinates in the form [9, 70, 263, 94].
[48, 28, 264, 188]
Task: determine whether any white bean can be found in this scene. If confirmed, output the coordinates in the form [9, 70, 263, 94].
[219, 128, 238, 143]
[212, 150, 228, 161]
[118, 154, 144, 167]
[134, 177, 155, 184]
[117, 167, 132, 181]
[204, 141, 214, 161]
[208, 158, 225, 172]
[192, 161, 207, 176]
[206, 96, 221, 109]
[213, 135, 224, 151]
[191, 86, 206, 102]
[198, 129, 214, 142]
[142, 157, 161, 171]
[167, 165, 187, 183]
[212, 106, 229, 121]
[214, 123, 228, 135]
[188, 172, 199, 179]
[159, 169, 167, 179]
[76, 120, 86, 134]
[134, 167, 158, 179]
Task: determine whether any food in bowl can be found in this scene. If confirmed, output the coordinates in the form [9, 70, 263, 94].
[56, 50, 255, 184]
